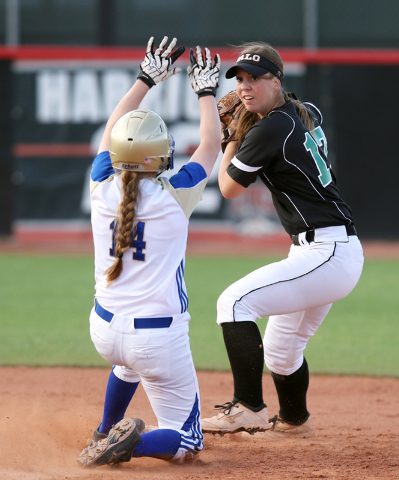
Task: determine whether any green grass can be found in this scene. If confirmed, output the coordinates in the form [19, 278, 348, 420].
[303, 260, 399, 376]
[0, 254, 398, 376]
[186, 257, 399, 376]
[0, 255, 103, 366]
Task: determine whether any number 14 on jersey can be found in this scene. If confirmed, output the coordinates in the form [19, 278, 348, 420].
[109, 220, 146, 261]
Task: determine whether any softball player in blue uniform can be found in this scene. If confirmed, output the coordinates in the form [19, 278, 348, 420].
[77, 37, 221, 467]
[202, 42, 364, 438]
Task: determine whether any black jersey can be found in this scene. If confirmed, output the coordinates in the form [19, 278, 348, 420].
[227, 100, 354, 236]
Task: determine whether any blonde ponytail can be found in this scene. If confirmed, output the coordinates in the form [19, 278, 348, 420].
[104, 171, 141, 285]
[283, 92, 315, 132]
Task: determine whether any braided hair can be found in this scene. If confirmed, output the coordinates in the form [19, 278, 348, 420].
[104, 170, 142, 285]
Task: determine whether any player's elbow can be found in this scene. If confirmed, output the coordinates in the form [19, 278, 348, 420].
[220, 189, 237, 199]
[219, 178, 246, 199]
[190, 143, 221, 177]
[220, 188, 240, 200]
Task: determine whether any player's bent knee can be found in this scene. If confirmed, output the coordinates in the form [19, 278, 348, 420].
[217, 289, 256, 325]
[216, 291, 235, 325]
[264, 353, 304, 377]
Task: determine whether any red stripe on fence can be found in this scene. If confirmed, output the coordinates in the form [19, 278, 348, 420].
[0, 46, 398, 65]
[13, 143, 92, 157]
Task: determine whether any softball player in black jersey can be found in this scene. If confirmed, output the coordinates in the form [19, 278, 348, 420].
[202, 42, 364, 438]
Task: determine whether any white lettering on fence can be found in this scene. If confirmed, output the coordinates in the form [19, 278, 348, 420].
[37, 70, 70, 123]
[36, 68, 206, 124]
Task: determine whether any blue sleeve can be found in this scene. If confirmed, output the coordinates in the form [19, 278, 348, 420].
[91, 151, 114, 182]
[168, 162, 207, 189]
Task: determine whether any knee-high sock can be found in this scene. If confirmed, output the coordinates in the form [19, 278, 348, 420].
[132, 429, 181, 460]
[222, 321, 265, 410]
[98, 369, 139, 434]
[271, 357, 310, 425]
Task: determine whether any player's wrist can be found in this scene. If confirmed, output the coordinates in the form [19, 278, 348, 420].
[197, 88, 217, 99]
[221, 138, 238, 153]
[137, 72, 156, 89]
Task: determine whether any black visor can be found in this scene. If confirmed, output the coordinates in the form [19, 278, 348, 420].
[225, 54, 283, 82]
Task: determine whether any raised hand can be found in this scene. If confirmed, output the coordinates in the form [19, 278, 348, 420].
[187, 46, 220, 98]
[138, 36, 186, 88]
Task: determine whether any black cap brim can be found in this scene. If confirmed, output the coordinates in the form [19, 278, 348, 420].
[225, 62, 270, 79]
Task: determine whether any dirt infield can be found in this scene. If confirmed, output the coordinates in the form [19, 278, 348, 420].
[1, 366, 398, 480]
[1, 230, 398, 478]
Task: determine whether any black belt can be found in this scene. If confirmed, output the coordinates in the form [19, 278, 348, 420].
[291, 224, 357, 246]
[94, 300, 173, 329]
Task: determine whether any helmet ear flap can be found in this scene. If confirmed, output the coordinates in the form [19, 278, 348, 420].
[168, 133, 175, 171]
[109, 109, 174, 174]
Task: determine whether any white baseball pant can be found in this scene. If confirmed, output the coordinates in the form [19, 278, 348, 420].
[216, 226, 364, 376]
[89, 308, 203, 458]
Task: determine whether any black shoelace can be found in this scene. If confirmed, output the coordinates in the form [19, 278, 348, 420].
[213, 401, 237, 415]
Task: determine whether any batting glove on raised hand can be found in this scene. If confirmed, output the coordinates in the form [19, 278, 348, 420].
[138, 36, 186, 88]
[187, 46, 220, 98]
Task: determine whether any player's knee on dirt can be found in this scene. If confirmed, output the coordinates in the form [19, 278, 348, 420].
[170, 447, 196, 463]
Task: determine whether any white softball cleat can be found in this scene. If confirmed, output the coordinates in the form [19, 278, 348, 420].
[253, 415, 315, 440]
[201, 400, 271, 435]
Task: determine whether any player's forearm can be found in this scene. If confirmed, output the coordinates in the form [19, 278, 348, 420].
[218, 142, 245, 198]
[199, 96, 220, 151]
[218, 141, 237, 181]
[108, 80, 149, 126]
[189, 96, 221, 177]
[97, 80, 150, 154]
